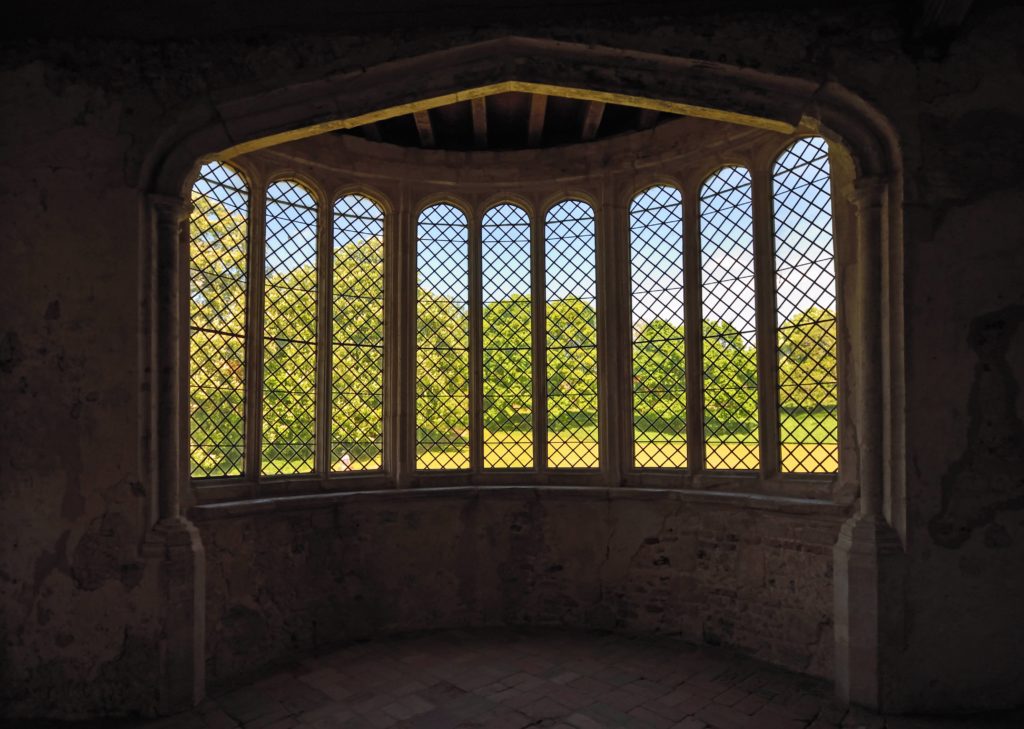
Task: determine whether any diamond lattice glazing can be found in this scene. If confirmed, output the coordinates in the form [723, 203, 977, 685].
[773, 137, 838, 473]
[700, 167, 759, 470]
[416, 203, 470, 470]
[630, 186, 687, 469]
[189, 162, 249, 478]
[332, 195, 385, 472]
[482, 204, 533, 469]
[261, 181, 318, 476]
[545, 200, 599, 469]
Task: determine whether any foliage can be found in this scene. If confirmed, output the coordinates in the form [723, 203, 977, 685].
[778, 306, 837, 411]
[190, 194, 840, 475]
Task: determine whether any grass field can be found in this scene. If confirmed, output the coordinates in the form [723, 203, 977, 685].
[256, 412, 838, 474]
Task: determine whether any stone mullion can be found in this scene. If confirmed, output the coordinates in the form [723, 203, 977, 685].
[382, 191, 403, 484]
[752, 163, 781, 479]
[597, 181, 627, 486]
[396, 190, 416, 486]
[682, 184, 704, 478]
[245, 182, 267, 490]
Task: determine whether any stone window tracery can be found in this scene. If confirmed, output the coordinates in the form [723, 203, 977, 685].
[186, 135, 841, 494]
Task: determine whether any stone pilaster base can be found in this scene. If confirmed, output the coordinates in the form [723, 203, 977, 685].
[833, 513, 903, 710]
[143, 517, 206, 715]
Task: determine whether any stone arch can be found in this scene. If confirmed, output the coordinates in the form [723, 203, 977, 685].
[140, 35, 906, 713]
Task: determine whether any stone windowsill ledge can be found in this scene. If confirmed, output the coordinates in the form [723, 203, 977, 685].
[189, 484, 853, 522]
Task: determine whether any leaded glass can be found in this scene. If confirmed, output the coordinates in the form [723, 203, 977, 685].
[482, 204, 533, 469]
[332, 195, 385, 472]
[545, 200, 599, 469]
[630, 186, 687, 469]
[189, 162, 248, 478]
[773, 137, 839, 473]
[262, 181, 318, 475]
[700, 168, 759, 470]
[416, 203, 470, 470]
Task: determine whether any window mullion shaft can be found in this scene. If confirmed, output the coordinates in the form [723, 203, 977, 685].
[396, 191, 415, 485]
[383, 194, 402, 484]
[597, 184, 625, 486]
[682, 184, 704, 478]
[245, 177, 267, 492]
[315, 194, 332, 476]
[752, 164, 781, 479]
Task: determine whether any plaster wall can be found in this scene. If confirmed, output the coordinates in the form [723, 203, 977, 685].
[1, 2, 1022, 718]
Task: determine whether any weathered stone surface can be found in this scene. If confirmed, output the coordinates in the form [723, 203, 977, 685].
[1, 1, 1023, 719]
[197, 490, 842, 690]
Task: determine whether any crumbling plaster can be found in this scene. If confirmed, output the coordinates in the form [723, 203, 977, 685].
[1, 2, 1022, 719]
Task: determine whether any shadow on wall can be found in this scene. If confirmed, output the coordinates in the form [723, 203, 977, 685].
[929, 304, 1024, 549]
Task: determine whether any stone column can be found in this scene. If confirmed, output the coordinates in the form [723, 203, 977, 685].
[143, 194, 207, 715]
[833, 177, 903, 710]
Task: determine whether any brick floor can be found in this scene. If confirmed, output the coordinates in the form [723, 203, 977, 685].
[132, 629, 1022, 729]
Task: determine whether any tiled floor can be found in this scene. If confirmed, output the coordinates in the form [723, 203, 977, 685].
[136, 629, 1021, 729]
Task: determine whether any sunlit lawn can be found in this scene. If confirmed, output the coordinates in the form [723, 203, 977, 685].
[259, 412, 837, 474]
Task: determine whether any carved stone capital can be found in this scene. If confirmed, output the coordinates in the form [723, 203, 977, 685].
[847, 176, 887, 211]
[148, 193, 190, 227]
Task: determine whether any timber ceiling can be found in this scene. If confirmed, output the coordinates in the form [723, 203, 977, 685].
[335, 92, 673, 151]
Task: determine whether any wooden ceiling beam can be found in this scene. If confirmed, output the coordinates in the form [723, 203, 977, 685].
[413, 109, 435, 148]
[527, 94, 547, 147]
[471, 97, 488, 148]
[582, 101, 605, 142]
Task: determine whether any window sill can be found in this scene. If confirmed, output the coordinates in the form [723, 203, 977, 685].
[189, 483, 854, 522]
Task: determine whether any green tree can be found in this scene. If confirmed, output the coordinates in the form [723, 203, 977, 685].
[778, 306, 837, 413]
[262, 259, 318, 472]
[546, 296, 598, 431]
[188, 193, 247, 477]
[416, 288, 470, 446]
[702, 319, 758, 437]
[331, 238, 385, 467]
[632, 319, 687, 434]
[482, 294, 533, 432]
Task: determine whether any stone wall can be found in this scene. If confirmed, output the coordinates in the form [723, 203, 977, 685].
[196, 489, 844, 689]
[2, 1, 1023, 719]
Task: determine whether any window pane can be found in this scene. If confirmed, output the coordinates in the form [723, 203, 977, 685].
[262, 181, 318, 476]
[630, 186, 687, 469]
[773, 137, 838, 473]
[189, 162, 248, 478]
[332, 195, 385, 472]
[482, 204, 533, 469]
[545, 200, 598, 469]
[700, 167, 759, 470]
[416, 204, 470, 470]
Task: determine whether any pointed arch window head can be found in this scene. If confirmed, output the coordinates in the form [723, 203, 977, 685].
[545, 199, 599, 469]
[700, 167, 759, 471]
[629, 185, 687, 469]
[331, 194, 385, 472]
[416, 203, 470, 471]
[261, 180, 319, 476]
[188, 162, 249, 479]
[772, 137, 839, 474]
[481, 203, 534, 470]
